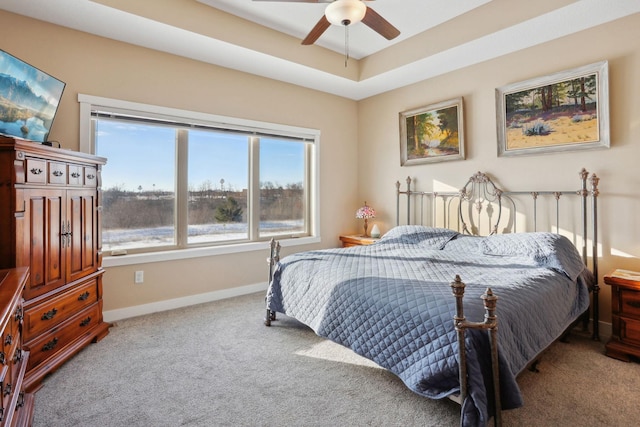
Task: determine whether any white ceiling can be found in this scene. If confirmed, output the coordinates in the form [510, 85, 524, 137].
[1, 0, 639, 100]
[198, 0, 492, 60]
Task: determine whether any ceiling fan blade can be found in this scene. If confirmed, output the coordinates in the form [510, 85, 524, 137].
[301, 15, 331, 45]
[251, 1, 324, 3]
[252, 0, 375, 2]
[361, 6, 400, 40]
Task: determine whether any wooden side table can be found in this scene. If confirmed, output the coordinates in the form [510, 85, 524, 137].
[339, 235, 379, 247]
[604, 269, 640, 361]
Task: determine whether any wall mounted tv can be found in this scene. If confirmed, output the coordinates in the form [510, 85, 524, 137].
[0, 49, 66, 143]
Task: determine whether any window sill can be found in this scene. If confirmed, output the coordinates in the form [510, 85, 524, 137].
[102, 236, 321, 267]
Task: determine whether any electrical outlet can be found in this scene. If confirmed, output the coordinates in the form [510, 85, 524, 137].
[134, 270, 144, 284]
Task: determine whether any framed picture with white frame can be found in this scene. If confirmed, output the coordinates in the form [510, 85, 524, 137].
[399, 97, 465, 166]
[496, 61, 610, 157]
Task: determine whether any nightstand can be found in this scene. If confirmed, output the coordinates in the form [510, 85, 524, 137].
[604, 269, 640, 362]
[339, 235, 379, 247]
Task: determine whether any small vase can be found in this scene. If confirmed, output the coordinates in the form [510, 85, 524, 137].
[370, 224, 381, 238]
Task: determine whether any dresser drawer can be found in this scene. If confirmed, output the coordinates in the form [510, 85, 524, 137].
[68, 164, 83, 186]
[1, 303, 21, 368]
[2, 322, 19, 369]
[0, 367, 12, 417]
[10, 346, 25, 389]
[84, 166, 98, 187]
[1, 341, 24, 404]
[48, 161, 67, 185]
[618, 316, 640, 345]
[26, 303, 101, 371]
[25, 158, 46, 184]
[619, 288, 640, 319]
[23, 278, 99, 342]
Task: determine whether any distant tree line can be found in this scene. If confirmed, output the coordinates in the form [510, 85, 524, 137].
[101, 181, 304, 229]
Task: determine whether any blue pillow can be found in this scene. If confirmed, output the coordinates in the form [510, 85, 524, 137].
[379, 225, 459, 249]
[480, 232, 586, 281]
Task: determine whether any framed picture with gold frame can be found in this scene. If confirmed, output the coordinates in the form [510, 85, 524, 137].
[399, 97, 465, 166]
[496, 61, 610, 157]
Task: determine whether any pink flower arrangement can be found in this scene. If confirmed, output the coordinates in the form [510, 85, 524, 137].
[356, 202, 376, 219]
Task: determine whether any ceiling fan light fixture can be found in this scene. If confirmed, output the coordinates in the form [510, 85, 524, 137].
[325, 0, 366, 26]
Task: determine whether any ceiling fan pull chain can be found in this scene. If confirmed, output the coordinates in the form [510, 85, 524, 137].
[344, 24, 350, 67]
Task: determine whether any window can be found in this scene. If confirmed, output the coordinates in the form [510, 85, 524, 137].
[79, 95, 318, 261]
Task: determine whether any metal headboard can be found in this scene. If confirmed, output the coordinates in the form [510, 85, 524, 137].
[395, 168, 600, 340]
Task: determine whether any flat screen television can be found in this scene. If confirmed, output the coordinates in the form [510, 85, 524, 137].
[0, 49, 66, 143]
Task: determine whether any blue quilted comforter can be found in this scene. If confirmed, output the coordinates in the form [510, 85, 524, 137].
[266, 226, 593, 426]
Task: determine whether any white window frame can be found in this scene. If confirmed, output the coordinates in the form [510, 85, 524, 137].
[78, 94, 320, 267]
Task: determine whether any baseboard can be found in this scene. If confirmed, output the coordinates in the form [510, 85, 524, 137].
[574, 319, 612, 342]
[598, 320, 612, 341]
[103, 286, 614, 339]
[103, 281, 269, 323]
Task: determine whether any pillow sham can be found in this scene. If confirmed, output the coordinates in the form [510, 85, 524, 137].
[379, 225, 459, 249]
[480, 232, 586, 281]
[441, 234, 483, 253]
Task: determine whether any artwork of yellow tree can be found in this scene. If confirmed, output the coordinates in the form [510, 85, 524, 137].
[406, 105, 460, 159]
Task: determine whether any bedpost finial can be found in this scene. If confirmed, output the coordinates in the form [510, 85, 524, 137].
[482, 287, 498, 310]
[451, 275, 465, 296]
[579, 168, 589, 181]
[590, 173, 600, 197]
[451, 275, 466, 323]
[482, 287, 498, 326]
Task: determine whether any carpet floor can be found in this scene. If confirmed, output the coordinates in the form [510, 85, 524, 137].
[32, 292, 640, 426]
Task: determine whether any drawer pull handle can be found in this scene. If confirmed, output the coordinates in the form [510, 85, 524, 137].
[41, 308, 58, 320]
[52, 170, 64, 177]
[61, 221, 72, 249]
[3, 383, 10, 397]
[14, 307, 23, 322]
[86, 173, 96, 180]
[80, 317, 92, 327]
[42, 337, 59, 352]
[78, 291, 91, 301]
[71, 172, 81, 178]
[17, 391, 25, 408]
[30, 167, 43, 175]
[4, 335, 11, 346]
[0, 352, 5, 365]
[13, 348, 23, 363]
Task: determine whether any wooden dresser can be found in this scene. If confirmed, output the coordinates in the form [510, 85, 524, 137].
[0, 136, 110, 392]
[604, 269, 640, 362]
[0, 267, 34, 426]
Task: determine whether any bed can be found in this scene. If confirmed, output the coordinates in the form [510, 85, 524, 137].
[263, 169, 600, 427]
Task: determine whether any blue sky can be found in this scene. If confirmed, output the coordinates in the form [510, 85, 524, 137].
[95, 120, 304, 192]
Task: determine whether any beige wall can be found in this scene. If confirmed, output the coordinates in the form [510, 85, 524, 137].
[3, 10, 639, 324]
[0, 11, 359, 313]
[358, 13, 640, 323]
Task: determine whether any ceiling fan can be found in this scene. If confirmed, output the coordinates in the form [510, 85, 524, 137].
[252, 0, 400, 46]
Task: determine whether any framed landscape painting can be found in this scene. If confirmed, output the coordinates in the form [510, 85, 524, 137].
[496, 61, 609, 157]
[399, 97, 464, 166]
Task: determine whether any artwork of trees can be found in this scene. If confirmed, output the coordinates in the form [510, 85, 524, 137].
[504, 73, 599, 149]
[406, 105, 460, 159]
[400, 97, 464, 165]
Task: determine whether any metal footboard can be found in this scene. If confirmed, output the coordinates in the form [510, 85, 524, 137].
[451, 275, 502, 427]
